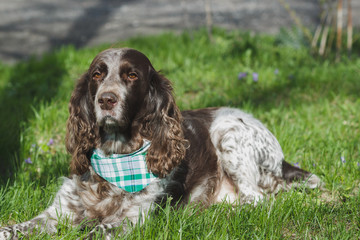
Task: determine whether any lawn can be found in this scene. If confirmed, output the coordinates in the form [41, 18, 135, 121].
[0, 28, 359, 239]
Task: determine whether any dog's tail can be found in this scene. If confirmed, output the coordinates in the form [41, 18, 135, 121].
[282, 161, 322, 189]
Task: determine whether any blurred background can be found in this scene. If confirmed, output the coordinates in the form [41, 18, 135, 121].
[1, 0, 359, 64]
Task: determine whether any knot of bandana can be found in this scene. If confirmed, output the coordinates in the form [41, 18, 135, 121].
[90, 141, 158, 193]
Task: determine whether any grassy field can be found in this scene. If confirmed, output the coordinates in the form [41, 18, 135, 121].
[0, 28, 359, 239]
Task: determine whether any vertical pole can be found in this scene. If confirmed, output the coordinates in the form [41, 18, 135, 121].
[204, 0, 213, 42]
[347, 0, 353, 57]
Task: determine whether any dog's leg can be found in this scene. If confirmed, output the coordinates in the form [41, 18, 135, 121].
[216, 147, 265, 205]
[211, 124, 267, 204]
[210, 108, 288, 205]
[84, 222, 131, 240]
[0, 211, 59, 240]
[0, 177, 81, 239]
[81, 179, 162, 239]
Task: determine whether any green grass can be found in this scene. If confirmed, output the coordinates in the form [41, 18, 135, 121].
[0, 28, 359, 239]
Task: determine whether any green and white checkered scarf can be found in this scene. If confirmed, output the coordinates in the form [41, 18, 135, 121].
[90, 141, 158, 193]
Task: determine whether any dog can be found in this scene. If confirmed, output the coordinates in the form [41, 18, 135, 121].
[0, 48, 321, 239]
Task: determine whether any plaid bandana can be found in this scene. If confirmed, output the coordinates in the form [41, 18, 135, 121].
[90, 141, 158, 193]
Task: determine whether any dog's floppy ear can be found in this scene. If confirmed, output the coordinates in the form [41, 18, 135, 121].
[66, 73, 98, 175]
[138, 69, 188, 177]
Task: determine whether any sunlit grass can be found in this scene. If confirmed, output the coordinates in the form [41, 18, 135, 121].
[0, 28, 359, 239]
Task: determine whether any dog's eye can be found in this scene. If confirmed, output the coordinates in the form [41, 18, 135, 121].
[128, 72, 138, 80]
[93, 71, 102, 80]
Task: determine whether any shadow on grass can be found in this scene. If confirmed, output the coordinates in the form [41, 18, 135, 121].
[208, 74, 359, 112]
[0, 54, 69, 184]
[205, 44, 360, 110]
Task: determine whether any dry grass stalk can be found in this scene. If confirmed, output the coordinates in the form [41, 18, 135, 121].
[320, 25, 330, 56]
[312, 25, 322, 50]
[319, 2, 335, 56]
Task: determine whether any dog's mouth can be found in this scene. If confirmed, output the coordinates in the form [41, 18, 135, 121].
[102, 115, 117, 125]
[98, 115, 128, 133]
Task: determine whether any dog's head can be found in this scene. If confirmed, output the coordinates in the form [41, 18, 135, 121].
[66, 48, 187, 177]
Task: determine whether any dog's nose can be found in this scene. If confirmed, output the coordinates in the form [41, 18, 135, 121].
[98, 92, 118, 110]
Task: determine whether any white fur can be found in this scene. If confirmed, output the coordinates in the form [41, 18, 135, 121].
[210, 108, 284, 204]
[94, 49, 127, 129]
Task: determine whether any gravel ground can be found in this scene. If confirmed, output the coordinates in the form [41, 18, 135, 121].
[0, 0, 358, 64]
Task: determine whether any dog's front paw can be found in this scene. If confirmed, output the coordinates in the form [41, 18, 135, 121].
[241, 192, 264, 206]
[0, 227, 15, 240]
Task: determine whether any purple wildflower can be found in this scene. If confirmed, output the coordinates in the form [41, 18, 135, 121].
[357, 162, 359, 167]
[340, 156, 346, 163]
[25, 157, 33, 164]
[47, 138, 54, 146]
[313, 163, 316, 167]
[293, 162, 300, 168]
[274, 69, 279, 75]
[238, 72, 247, 80]
[252, 72, 259, 82]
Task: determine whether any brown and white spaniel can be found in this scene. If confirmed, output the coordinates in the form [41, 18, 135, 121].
[0, 48, 321, 239]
